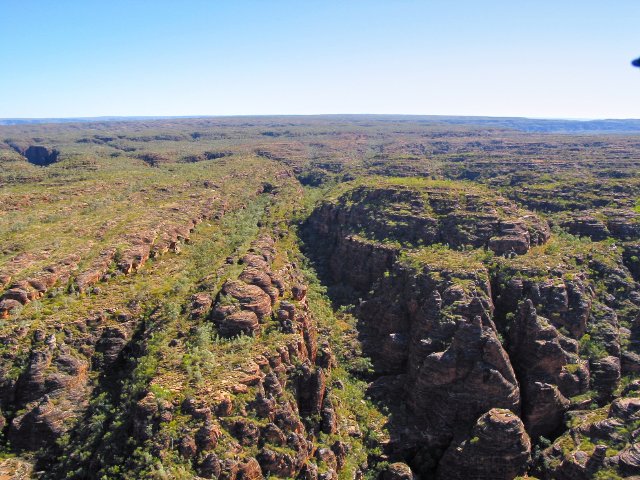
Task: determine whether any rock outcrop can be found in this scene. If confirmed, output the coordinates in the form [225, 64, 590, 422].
[538, 396, 640, 479]
[305, 180, 554, 475]
[408, 315, 520, 446]
[379, 462, 414, 480]
[0, 255, 80, 318]
[124, 233, 354, 479]
[559, 209, 640, 241]
[307, 179, 550, 294]
[5, 117, 640, 479]
[507, 300, 589, 438]
[436, 408, 531, 480]
[210, 236, 282, 337]
[7, 344, 89, 451]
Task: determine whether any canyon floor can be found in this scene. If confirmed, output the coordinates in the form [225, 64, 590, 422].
[1, 115, 640, 479]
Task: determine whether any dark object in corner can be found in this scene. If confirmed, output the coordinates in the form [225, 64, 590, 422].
[633, 57, 640, 67]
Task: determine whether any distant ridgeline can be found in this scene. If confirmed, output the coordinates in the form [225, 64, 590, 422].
[2, 114, 640, 133]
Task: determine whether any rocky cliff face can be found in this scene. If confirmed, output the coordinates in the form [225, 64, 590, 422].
[307, 181, 549, 292]
[558, 209, 640, 242]
[357, 256, 520, 456]
[506, 299, 588, 439]
[0, 191, 235, 456]
[305, 178, 640, 479]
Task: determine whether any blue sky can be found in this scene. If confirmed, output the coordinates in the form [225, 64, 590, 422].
[1, 1, 638, 119]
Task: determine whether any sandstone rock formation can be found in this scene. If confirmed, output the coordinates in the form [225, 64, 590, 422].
[539, 396, 640, 479]
[437, 408, 531, 479]
[0, 255, 80, 318]
[507, 299, 589, 438]
[305, 178, 640, 477]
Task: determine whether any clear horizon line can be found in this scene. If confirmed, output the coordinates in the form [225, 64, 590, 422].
[2, 113, 640, 122]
